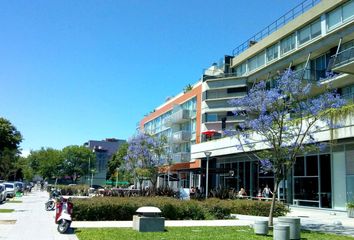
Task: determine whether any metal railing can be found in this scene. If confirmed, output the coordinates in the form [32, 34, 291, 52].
[232, 0, 321, 57]
[328, 46, 354, 69]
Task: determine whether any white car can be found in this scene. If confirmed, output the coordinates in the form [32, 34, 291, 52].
[0, 184, 6, 203]
[4, 183, 15, 198]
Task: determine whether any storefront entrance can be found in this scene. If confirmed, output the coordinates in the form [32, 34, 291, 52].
[293, 154, 332, 208]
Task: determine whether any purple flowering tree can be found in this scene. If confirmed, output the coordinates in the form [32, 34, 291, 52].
[124, 133, 166, 192]
[229, 69, 345, 225]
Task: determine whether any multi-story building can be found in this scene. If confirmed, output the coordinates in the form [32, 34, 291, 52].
[140, 83, 202, 189]
[84, 138, 126, 186]
[191, 0, 354, 210]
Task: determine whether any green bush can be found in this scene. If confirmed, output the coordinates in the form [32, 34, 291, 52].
[72, 197, 288, 221]
[55, 185, 90, 196]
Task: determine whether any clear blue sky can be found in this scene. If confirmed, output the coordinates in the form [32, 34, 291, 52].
[0, 0, 303, 154]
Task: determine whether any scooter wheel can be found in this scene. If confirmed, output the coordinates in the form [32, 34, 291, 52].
[57, 219, 71, 233]
[45, 201, 55, 211]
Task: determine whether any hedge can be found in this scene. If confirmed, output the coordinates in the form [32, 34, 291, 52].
[72, 197, 288, 221]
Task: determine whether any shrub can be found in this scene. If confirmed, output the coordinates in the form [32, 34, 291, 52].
[72, 197, 288, 221]
[55, 185, 90, 196]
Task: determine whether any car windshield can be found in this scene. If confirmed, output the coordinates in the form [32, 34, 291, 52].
[5, 184, 14, 189]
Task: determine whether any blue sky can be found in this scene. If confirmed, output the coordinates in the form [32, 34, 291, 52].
[0, 0, 302, 154]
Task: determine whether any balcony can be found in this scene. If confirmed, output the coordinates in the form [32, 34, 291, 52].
[171, 131, 191, 144]
[206, 78, 247, 89]
[329, 47, 354, 74]
[205, 90, 247, 101]
[173, 152, 191, 163]
[164, 109, 191, 126]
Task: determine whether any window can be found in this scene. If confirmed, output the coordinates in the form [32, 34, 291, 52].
[227, 86, 247, 93]
[298, 19, 322, 46]
[248, 52, 265, 72]
[327, 1, 354, 31]
[266, 44, 279, 62]
[235, 62, 247, 76]
[280, 33, 296, 55]
[298, 25, 311, 45]
[343, 0, 354, 22]
[328, 7, 342, 30]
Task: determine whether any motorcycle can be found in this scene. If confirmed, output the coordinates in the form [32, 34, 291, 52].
[55, 196, 73, 233]
[45, 189, 60, 211]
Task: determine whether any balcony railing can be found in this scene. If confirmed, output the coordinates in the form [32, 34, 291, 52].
[164, 109, 191, 126]
[173, 152, 191, 163]
[342, 92, 354, 105]
[207, 78, 247, 89]
[328, 46, 354, 69]
[232, 0, 321, 57]
[171, 130, 191, 143]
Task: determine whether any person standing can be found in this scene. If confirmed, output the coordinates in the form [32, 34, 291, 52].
[262, 184, 273, 198]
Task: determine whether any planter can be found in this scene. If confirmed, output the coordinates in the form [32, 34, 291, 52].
[348, 208, 354, 218]
[277, 217, 301, 240]
[253, 220, 269, 235]
[273, 224, 290, 240]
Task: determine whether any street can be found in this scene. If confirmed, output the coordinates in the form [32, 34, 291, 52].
[0, 189, 78, 240]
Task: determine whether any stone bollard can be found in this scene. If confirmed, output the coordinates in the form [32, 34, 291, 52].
[278, 217, 301, 240]
[253, 220, 269, 235]
[273, 224, 290, 240]
[132, 206, 165, 232]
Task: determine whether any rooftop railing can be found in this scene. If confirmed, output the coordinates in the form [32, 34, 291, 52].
[232, 0, 321, 57]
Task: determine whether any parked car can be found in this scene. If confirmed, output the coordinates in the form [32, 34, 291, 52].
[0, 184, 6, 203]
[4, 183, 15, 198]
[14, 181, 24, 193]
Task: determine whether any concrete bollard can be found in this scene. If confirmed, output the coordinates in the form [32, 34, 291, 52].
[132, 206, 165, 232]
[253, 220, 269, 235]
[273, 224, 290, 240]
[278, 217, 301, 240]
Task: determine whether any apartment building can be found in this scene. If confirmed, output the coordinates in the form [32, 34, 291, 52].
[192, 0, 354, 210]
[140, 83, 202, 189]
[84, 138, 126, 186]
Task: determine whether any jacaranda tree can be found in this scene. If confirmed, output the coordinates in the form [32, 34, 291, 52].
[229, 69, 345, 225]
[124, 133, 166, 191]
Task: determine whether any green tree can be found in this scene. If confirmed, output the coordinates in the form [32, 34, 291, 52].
[107, 143, 129, 182]
[0, 117, 23, 180]
[62, 145, 96, 183]
[27, 148, 64, 181]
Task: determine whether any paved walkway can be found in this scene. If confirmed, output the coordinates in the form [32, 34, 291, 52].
[0, 190, 78, 240]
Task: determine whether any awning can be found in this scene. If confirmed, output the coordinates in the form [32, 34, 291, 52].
[201, 129, 217, 136]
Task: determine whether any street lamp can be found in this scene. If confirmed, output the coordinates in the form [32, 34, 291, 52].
[116, 167, 119, 188]
[90, 169, 95, 188]
[204, 151, 212, 199]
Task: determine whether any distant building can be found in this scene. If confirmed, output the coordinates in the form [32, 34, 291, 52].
[84, 138, 126, 186]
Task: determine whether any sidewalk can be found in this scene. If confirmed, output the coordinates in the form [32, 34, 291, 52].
[0, 190, 78, 240]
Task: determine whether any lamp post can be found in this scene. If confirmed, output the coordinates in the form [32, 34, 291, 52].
[116, 167, 119, 188]
[90, 169, 94, 188]
[204, 151, 212, 199]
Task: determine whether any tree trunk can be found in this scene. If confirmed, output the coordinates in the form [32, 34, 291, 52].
[268, 181, 279, 226]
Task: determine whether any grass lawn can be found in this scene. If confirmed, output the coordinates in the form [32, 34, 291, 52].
[0, 209, 14, 213]
[75, 226, 354, 240]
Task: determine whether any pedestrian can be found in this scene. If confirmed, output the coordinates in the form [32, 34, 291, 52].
[262, 184, 273, 198]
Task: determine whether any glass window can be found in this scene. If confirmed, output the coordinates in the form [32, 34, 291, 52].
[235, 62, 247, 76]
[327, 7, 342, 30]
[343, 0, 354, 22]
[248, 52, 265, 72]
[298, 25, 311, 45]
[294, 157, 305, 176]
[266, 44, 279, 62]
[306, 155, 318, 176]
[280, 33, 296, 55]
[311, 19, 321, 38]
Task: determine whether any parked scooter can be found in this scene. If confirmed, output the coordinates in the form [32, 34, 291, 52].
[55, 196, 73, 233]
[45, 189, 60, 211]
